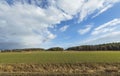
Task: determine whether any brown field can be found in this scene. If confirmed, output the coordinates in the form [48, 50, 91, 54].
[0, 63, 119, 76]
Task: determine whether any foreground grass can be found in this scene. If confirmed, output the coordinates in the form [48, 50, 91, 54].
[0, 63, 120, 76]
[0, 51, 120, 76]
[0, 73, 119, 76]
[0, 51, 120, 63]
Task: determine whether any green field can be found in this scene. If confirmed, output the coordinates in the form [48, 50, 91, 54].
[0, 51, 120, 63]
[0, 51, 120, 76]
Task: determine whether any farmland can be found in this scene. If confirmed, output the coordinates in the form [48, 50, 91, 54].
[0, 51, 120, 76]
[0, 51, 120, 63]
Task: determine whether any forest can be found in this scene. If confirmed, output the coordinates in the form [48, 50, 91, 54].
[0, 42, 120, 52]
[67, 42, 120, 51]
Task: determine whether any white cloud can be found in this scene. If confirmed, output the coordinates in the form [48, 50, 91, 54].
[92, 0, 120, 18]
[78, 25, 92, 35]
[56, 0, 84, 16]
[0, 0, 71, 49]
[0, 0, 119, 49]
[83, 31, 120, 45]
[79, 0, 103, 21]
[83, 18, 120, 45]
[79, 0, 120, 21]
[59, 25, 69, 32]
[53, 0, 120, 22]
[92, 4, 113, 18]
[92, 18, 120, 35]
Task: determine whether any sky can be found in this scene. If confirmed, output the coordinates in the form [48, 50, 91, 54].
[0, 0, 120, 49]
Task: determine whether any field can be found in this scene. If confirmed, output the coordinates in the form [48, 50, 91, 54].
[0, 51, 120, 76]
[0, 51, 120, 63]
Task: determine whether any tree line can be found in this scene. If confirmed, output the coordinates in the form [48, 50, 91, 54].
[0, 48, 45, 52]
[67, 42, 120, 51]
[0, 42, 120, 52]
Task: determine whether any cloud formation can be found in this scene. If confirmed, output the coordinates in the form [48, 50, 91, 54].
[0, 0, 72, 49]
[92, 18, 120, 35]
[0, 0, 119, 49]
[78, 25, 93, 35]
[84, 18, 120, 44]
[59, 25, 69, 32]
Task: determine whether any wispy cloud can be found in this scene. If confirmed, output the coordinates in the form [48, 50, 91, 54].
[92, 0, 120, 18]
[59, 25, 69, 32]
[78, 25, 93, 35]
[79, 0, 120, 21]
[92, 18, 120, 35]
[92, 4, 113, 18]
[83, 18, 120, 44]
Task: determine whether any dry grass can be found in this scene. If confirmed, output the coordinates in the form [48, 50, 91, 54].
[0, 63, 119, 75]
[0, 51, 120, 75]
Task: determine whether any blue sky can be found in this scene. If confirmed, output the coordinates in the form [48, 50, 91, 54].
[0, 0, 120, 49]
